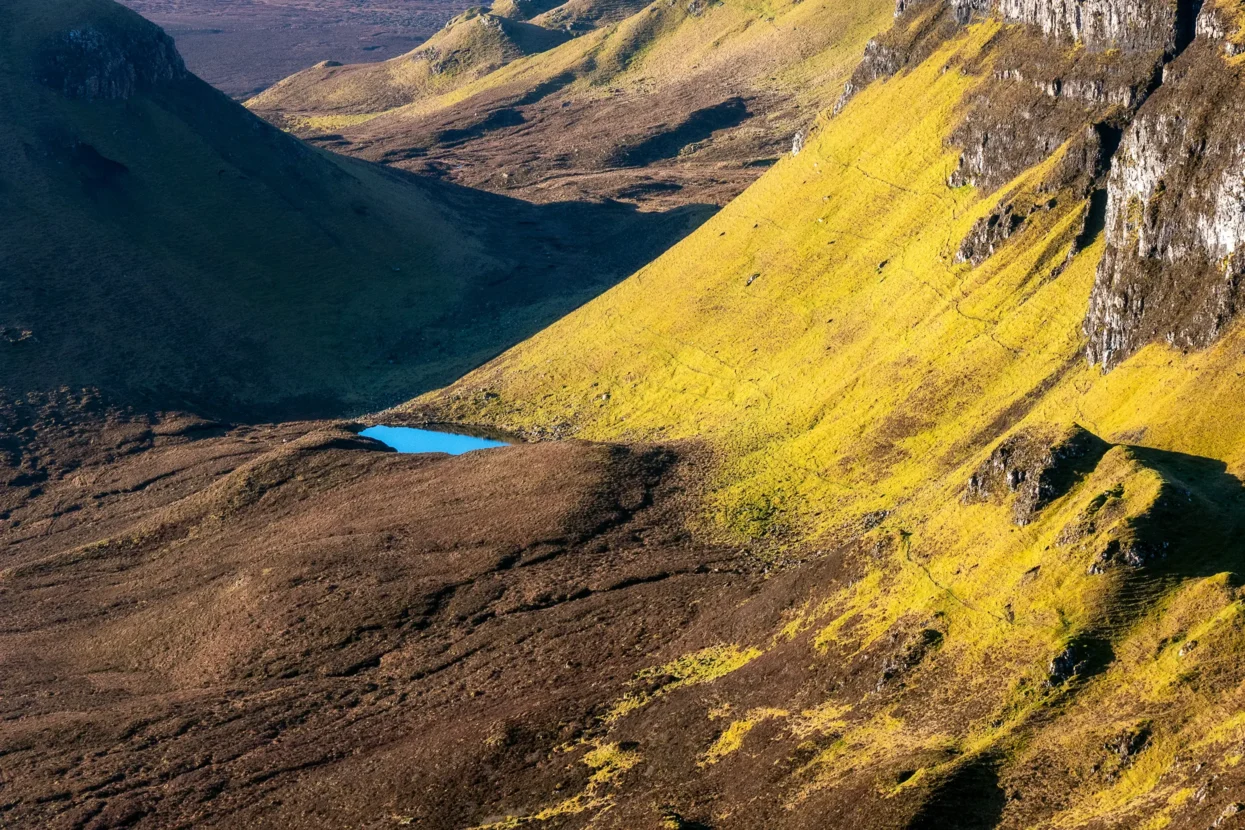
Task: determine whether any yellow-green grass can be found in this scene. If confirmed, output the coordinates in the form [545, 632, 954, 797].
[605, 644, 763, 722]
[248, 9, 570, 121]
[701, 707, 789, 765]
[415, 18, 1245, 542]
[411, 20, 1245, 824]
[289, 112, 386, 132]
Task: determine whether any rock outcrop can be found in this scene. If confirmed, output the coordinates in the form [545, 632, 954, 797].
[996, 0, 1195, 52]
[838, 0, 1172, 193]
[1198, 1, 1245, 56]
[957, 194, 1059, 264]
[964, 425, 1108, 525]
[1085, 36, 1245, 366]
[36, 20, 186, 100]
[944, 0, 1178, 194]
[840, 0, 1245, 368]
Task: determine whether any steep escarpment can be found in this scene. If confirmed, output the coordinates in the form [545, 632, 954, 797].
[953, 0, 1245, 370]
[843, 0, 1245, 370]
[840, 0, 1171, 200]
[998, 0, 1196, 51]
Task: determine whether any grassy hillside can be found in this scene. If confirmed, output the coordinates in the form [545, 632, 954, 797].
[247, 7, 570, 133]
[401, 16, 1245, 826]
[0, 0, 707, 418]
[250, 0, 894, 206]
[412, 16, 1245, 544]
[114, 0, 467, 98]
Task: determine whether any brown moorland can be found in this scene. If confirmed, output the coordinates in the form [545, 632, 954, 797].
[116, 0, 477, 98]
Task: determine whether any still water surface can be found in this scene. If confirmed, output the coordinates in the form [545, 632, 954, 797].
[360, 425, 509, 455]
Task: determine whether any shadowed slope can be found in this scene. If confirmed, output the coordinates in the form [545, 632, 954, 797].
[0, 0, 710, 420]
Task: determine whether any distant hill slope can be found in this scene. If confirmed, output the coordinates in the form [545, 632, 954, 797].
[249, 0, 894, 207]
[247, 7, 572, 133]
[0, 0, 709, 419]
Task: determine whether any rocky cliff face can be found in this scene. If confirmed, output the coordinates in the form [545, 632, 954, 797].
[841, 0, 1245, 369]
[1198, 0, 1245, 56]
[996, 0, 1195, 52]
[839, 0, 1170, 191]
[1086, 36, 1245, 366]
[36, 20, 186, 100]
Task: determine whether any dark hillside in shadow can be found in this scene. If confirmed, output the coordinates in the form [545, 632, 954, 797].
[0, 0, 712, 423]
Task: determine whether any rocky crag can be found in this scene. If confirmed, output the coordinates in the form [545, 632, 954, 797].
[847, 0, 1245, 369]
[37, 17, 186, 99]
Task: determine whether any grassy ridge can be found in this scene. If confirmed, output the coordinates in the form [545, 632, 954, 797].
[376, 0, 892, 119]
[247, 8, 572, 127]
[248, 0, 894, 208]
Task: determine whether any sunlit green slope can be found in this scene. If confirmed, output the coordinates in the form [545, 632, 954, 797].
[416, 18, 1245, 542]
[407, 20, 1245, 826]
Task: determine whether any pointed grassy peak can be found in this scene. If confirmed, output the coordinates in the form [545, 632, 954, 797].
[490, 0, 565, 21]
[428, 6, 573, 59]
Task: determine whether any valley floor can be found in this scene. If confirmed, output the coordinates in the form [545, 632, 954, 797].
[0, 406, 770, 828]
[116, 0, 475, 98]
